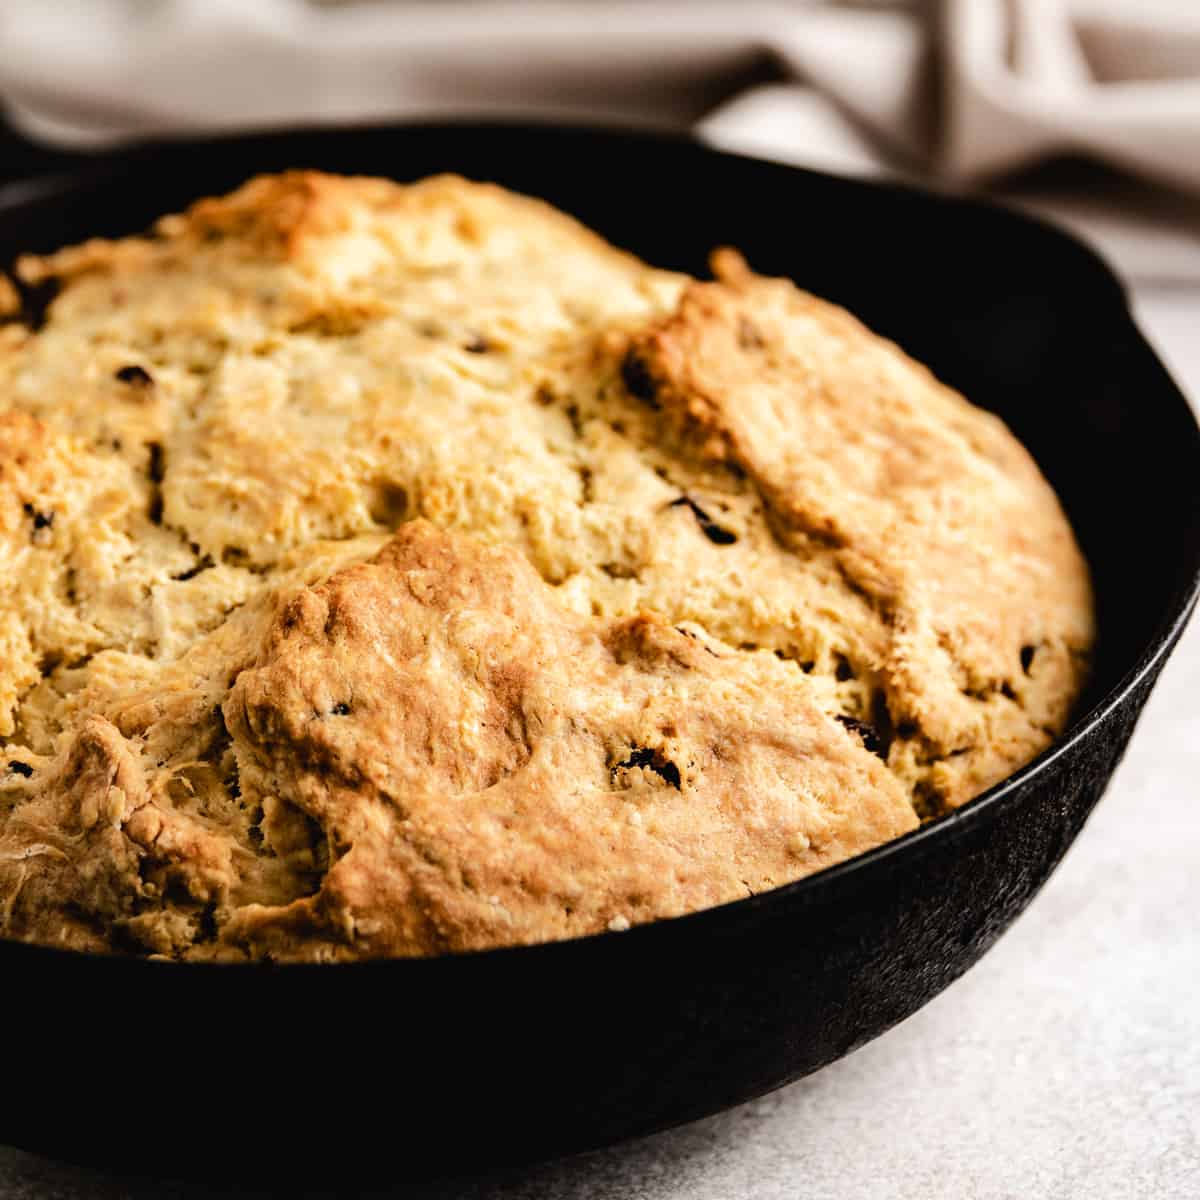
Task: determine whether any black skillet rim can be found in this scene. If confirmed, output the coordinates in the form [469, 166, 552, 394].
[1, 118, 1198, 971]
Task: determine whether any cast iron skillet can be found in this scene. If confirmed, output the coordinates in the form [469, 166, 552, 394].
[1, 123, 1198, 1182]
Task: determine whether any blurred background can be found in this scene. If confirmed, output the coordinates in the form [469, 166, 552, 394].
[0, 0, 1197, 287]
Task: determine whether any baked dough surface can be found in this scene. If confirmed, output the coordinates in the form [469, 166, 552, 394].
[0, 172, 1093, 959]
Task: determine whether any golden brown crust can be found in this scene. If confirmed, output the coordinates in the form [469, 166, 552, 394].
[220, 521, 915, 958]
[621, 249, 1093, 808]
[0, 172, 1093, 959]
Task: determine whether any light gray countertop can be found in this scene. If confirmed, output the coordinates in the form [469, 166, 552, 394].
[3, 288, 1197, 1200]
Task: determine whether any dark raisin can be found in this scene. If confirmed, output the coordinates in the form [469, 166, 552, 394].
[22, 502, 54, 532]
[614, 747, 681, 790]
[869, 692, 898, 758]
[835, 715, 884, 757]
[463, 334, 490, 354]
[7, 760, 34, 778]
[620, 351, 659, 408]
[653, 760, 681, 788]
[835, 654, 856, 682]
[1020, 645, 1036, 674]
[115, 364, 153, 387]
[146, 442, 165, 484]
[668, 496, 738, 545]
[171, 556, 213, 582]
[699, 521, 737, 546]
[146, 442, 165, 524]
[331, 702, 351, 716]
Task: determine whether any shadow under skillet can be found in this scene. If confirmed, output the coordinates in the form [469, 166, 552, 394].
[0, 1097, 761, 1200]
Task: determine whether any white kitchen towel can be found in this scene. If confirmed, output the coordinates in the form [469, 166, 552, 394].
[0, 0, 1197, 279]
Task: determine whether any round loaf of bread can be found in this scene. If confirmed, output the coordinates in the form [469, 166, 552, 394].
[0, 172, 1093, 960]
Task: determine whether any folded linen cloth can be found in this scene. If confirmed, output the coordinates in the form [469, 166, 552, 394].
[0, 0, 1196, 279]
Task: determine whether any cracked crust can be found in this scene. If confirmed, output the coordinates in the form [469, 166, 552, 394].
[0, 171, 1093, 959]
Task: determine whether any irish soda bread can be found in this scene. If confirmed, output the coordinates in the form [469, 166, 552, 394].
[0, 172, 1094, 960]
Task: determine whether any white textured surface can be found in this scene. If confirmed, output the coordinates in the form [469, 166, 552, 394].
[2, 290, 1198, 1200]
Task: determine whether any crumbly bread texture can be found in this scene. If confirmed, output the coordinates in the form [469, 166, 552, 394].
[0, 171, 1094, 960]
